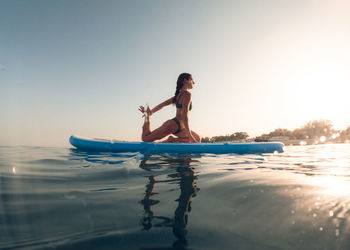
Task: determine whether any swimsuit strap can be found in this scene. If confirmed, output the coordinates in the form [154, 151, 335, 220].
[176, 102, 192, 110]
[175, 92, 192, 111]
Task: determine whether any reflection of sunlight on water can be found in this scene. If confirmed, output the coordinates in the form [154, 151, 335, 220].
[304, 145, 350, 196]
[288, 144, 350, 196]
[270, 144, 350, 238]
[308, 175, 350, 196]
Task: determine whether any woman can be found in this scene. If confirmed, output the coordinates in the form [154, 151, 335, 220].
[139, 73, 200, 143]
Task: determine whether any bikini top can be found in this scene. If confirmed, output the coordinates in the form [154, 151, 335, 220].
[175, 91, 192, 111]
[176, 101, 192, 111]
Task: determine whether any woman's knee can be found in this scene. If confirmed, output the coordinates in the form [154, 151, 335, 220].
[163, 135, 176, 142]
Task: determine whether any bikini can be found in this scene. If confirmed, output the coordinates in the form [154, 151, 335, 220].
[172, 100, 192, 135]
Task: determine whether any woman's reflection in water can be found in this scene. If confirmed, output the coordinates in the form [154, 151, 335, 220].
[139, 155, 199, 249]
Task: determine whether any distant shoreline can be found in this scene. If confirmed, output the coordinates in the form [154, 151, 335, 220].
[202, 119, 350, 145]
[253, 137, 350, 146]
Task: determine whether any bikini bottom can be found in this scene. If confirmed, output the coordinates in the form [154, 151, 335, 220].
[171, 117, 182, 135]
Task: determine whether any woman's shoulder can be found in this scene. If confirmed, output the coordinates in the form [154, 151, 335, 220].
[180, 90, 191, 98]
[176, 90, 191, 104]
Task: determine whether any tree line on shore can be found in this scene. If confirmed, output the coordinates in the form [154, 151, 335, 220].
[201, 120, 350, 143]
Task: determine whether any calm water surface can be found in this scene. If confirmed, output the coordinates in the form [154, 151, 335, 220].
[1, 144, 350, 249]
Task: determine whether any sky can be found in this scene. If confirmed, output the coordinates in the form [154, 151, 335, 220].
[1, 0, 350, 147]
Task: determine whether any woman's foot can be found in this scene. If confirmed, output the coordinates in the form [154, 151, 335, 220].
[163, 135, 177, 142]
[139, 105, 152, 123]
[144, 105, 151, 123]
[163, 136, 194, 143]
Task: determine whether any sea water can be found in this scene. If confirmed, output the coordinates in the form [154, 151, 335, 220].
[1, 144, 350, 250]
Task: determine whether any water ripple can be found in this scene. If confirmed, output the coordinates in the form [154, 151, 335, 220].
[1, 144, 350, 249]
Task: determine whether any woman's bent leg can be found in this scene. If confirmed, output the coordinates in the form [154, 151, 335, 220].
[171, 130, 201, 143]
[142, 120, 177, 142]
[142, 123, 151, 139]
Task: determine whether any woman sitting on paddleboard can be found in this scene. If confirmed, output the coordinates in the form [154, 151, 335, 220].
[139, 73, 200, 143]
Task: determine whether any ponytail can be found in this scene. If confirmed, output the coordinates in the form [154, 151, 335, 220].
[173, 73, 191, 103]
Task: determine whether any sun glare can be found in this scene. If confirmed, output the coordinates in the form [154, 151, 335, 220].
[332, 133, 340, 139]
[309, 175, 350, 196]
[304, 144, 350, 196]
[319, 136, 326, 143]
[285, 55, 350, 127]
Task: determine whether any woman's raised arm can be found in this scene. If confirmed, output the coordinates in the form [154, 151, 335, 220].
[150, 97, 174, 115]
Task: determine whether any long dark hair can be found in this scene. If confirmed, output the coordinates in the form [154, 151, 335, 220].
[173, 73, 191, 103]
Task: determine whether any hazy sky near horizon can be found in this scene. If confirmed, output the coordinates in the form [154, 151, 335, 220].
[1, 0, 350, 147]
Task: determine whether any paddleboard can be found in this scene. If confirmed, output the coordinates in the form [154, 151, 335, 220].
[69, 135, 284, 154]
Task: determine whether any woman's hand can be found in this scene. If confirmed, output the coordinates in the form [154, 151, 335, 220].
[138, 105, 152, 118]
[138, 106, 146, 117]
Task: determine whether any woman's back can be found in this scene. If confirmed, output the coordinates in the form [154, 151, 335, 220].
[174, 90, 192, 121]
